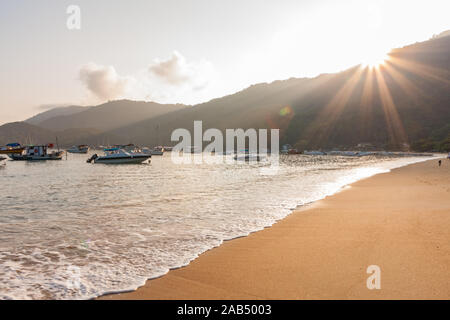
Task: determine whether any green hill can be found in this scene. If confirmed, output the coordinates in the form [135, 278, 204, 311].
[3, 35, 450, 152]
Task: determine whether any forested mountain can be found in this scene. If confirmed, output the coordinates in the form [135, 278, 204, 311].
[2, 35, 449, 152]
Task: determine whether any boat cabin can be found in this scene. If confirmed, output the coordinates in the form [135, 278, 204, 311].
[26, 145, 49, 157]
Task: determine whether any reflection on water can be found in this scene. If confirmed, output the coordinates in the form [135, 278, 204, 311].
[0, 153, 435, 299]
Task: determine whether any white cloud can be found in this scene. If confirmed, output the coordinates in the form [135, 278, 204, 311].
[79, 63, 134, 101]
[78, 52, 215, 105]
[148, 51, 191, 85]
[148, 51, 213, 89]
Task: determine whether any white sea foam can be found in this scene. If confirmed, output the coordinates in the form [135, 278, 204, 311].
[0, 153, 437, 299]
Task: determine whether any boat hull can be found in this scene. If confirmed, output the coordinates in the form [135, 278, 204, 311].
[94, 155, 151, 164]
[10, 155, 63, 161]
[0, 148, 25, 155]
[67, 149, 89, 154]
[10, 151, 64, 161]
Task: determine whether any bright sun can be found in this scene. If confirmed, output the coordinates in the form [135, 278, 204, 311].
[361, 50, 389, 68]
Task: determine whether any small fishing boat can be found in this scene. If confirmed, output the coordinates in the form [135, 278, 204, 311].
[0, 143, 25, 155]
[67, 145, 90, 154]
[87, 147, 151, 164]
[151, 146, 164, 156]
[163, 146, 173, 152]
[10, 145, 64, 161]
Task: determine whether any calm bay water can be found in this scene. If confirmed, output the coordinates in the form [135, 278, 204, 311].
[0, 153, 435, 299]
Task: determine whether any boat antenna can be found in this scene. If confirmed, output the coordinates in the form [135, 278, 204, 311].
[56, 136, 60, 151]
[156, 124, 159, 147]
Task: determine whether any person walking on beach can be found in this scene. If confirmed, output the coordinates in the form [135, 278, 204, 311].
[438, 160, 442, 167]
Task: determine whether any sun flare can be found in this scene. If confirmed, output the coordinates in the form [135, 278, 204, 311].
[361, 50, 390, 68]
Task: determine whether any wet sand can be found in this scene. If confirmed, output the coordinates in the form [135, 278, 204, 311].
[100, 158, 450, 300]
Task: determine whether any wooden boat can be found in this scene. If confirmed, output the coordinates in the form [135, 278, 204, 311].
[0, 143, 25, 155]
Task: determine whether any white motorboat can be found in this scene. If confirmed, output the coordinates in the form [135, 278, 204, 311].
[87, 147, 151, 164]
[10, 145, 64, 161]
[151, 150, 164, 156]
[141, 147, 153, 155]
[67, 145, 90, 154]
[143, 146, 165, 156]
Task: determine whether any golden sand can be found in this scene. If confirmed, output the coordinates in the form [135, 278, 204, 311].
[100, 158, 450, 300]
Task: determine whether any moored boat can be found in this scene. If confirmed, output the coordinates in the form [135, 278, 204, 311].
[10, 145, 64, 161]
[0, 143, 25, 155]
[151, 146, 164, 156]
[67, 145, 90, 154]
[87, 147, 151, 164]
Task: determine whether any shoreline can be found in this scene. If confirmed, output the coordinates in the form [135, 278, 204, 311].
[100, 157, 450, 300]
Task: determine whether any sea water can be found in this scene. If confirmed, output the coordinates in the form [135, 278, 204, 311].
[0, 153, 436, 299]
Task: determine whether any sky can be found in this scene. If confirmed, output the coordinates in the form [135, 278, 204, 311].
[0, 0, 449, 124]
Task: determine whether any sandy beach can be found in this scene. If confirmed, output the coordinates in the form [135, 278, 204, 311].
[100, 158, 450, 300]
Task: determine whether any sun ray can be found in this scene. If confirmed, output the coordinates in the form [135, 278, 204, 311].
[381, 61, 428, 101]
[388, 56, 450, 86]
[374, 68, 408, 148]
[306, 67, 364, 146]
[359, 67, 376, 138]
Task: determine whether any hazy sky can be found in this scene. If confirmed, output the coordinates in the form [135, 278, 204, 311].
[1, 0, 449, 124]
